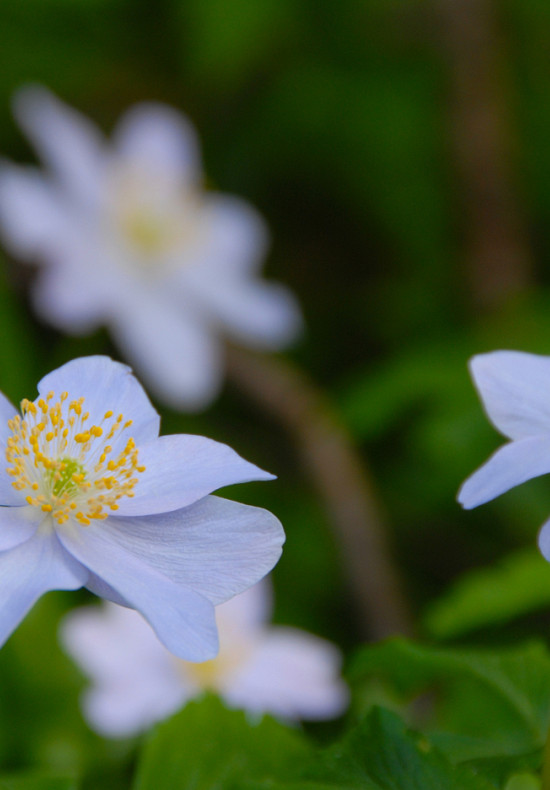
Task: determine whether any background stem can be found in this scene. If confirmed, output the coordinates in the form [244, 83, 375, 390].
[226, 345, 413, 641]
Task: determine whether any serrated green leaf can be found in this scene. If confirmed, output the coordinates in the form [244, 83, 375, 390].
[133, 695, 312, 790]
[350, 639, 550, 763]
[424, 550, 550, 639]
[306, 707, 494, 790]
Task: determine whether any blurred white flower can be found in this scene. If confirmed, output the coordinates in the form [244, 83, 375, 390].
[60, 580, 349, 737]
[458, 350, 550, 560]
[0, 86, 302, 409]
[0, 355, 284, 659]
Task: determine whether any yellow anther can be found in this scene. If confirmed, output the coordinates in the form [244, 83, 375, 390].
[6, 391, 143, 528]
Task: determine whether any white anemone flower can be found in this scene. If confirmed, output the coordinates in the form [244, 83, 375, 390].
[0, 355, 284, 660]
[60, 579, 349, 737]
[0, 86, 302, 409]
[457, 350, 550, 560]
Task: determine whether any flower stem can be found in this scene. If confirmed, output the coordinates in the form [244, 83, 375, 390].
[225, 345, 413, 641]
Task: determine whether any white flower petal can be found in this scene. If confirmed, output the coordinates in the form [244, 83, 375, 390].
[88, 496, 284, 606]
[84, 574, 130, 607]
[196, 195, 270, 275]
[58, 523, 219, 661]
[470, 351, 550, 440]
[61, 603, 191, 737]
[110, 298, 223, 410]
[116, 435, 274, 516]
[113, 103, 201, 187]
[223, 628, 348, 720]
[0, 165, 71, 258]
[0, 529, 87, 647]
[0, 506, 39, 549]
[215, 578, 272, 635]
[32, 259, 110, 334]
[192, 276, 303, 349]
[37, 356, 160, 444]
[13, 85, 106, 207]
[458, 435, 550, 509]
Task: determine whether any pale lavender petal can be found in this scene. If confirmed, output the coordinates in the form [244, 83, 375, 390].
[215, 579, 272, 635]
[58, 523, 218, 661]
[109, 297, 223, 410]
[32, 255, 112, 334]
[222, 628, 349, 720]
[61, 603, 192, 736]
[191, 276, 303, 349]
[0, 165, 71, 258]
[116, 435, 274, 516]
[14, 85, 106, 207]
[113, 103, 201, 187]
[470, 351, 550, 440]
[0, 505, 39, 549]
[458, 435, 550, 509]
[37, 356, 160, 445]
[0, 529, 87, 646]
[195, 195, 269, 275]
[98, 496, 284, 606]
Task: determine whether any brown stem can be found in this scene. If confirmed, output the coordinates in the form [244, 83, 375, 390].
[437, 0, 533, 306]
[225, 345, 413, 641]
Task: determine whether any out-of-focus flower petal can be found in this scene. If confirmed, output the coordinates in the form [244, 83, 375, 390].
[0, 165, 71, 258]
[0, 87, 303, 410]
[223, 628, 349, 720]
[61, 603, 194, 737]
[109, 297, 223, 409]
[192, 196, 270, 276]
[60, 579, 348, 737]
[14, 85, 106, 207]
[113, 103, 201, 187]
[190, 275, 303, 349]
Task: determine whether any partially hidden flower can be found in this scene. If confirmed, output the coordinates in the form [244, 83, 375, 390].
[0, 86, 302, 409]
[0, 355, 284, 659]
[458, 350, 550, 559]
[60, 579, 349, 737]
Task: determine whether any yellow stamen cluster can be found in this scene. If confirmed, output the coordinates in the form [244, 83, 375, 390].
[5, 391, 145, 527]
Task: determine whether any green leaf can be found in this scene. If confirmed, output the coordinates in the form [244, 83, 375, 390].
[503, 774, 541, 790]
[424, 549, 550, 639]
[0, 773, 78, 790]
[305, 707, 494, 790]
[133, 695, 312, 790]
[350, 639, 550, 763]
